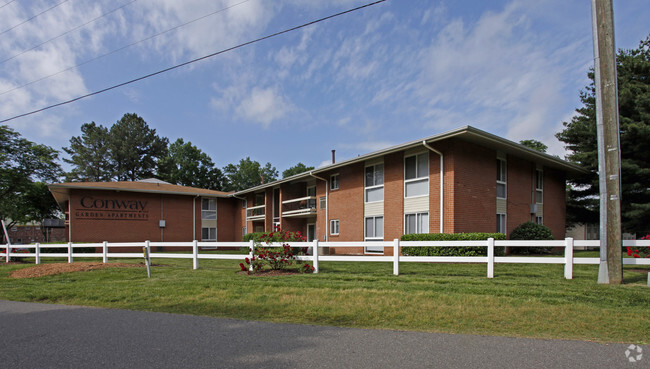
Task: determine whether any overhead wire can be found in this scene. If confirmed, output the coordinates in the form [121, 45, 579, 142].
[0, 0, 252, 96]
[0, 0, 71, 37]
[0, 0, 138, 65]
[0, 0, 386, 124]
[0, 0, 18, 11]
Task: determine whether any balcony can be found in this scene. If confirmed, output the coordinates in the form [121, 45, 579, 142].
[246, 204, 265, 221]
[282, 196, 317, 218]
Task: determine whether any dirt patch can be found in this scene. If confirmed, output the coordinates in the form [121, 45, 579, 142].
[237, 269, 305, 276]
[9, 262, 145, 279]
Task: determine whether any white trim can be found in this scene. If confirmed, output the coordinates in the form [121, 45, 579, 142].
[497, 158, 507, 200]
[329, 219, 340, 235]
[404, 152, 430, 198]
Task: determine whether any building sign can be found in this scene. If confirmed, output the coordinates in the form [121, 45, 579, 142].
[75, 196, 149, 221]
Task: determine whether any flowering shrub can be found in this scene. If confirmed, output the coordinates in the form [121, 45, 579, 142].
[241, 226, 314, 274]
[1, 247, 30, 262]
[626, 235, 650, 258]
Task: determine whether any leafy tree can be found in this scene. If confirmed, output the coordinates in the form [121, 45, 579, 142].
[282, 162, 314, 178]
[556, 35, 650, 234]
[222, 157, 278, 192]
[108, 113, 168, 181]
[63, 122, 112, 181]
[0, 125, 61, 228]
[158, 138, 224, 190]
[519, 139, 548, 153]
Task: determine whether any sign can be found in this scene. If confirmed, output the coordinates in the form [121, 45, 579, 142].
[75, 196, 149, 221]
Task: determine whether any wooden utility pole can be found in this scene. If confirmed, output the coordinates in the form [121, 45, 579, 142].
[591, 0, 623, 284]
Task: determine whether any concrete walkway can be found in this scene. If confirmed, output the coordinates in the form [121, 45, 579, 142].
[0, 300, 645, 368]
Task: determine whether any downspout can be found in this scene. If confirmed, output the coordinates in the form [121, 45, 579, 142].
[309, 172, 328, 241]
[423, 141, 444, 233]
[193, 195, 199, 241]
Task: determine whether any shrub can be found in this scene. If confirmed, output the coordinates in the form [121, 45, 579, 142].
[509, 222, 554, 254]
[400, 233, 506, 257]
[241, 227, 313, 274]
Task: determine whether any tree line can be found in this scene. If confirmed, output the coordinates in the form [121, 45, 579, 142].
[1, 34, 649, 235]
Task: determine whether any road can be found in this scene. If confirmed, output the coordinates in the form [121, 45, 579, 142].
[0, 300, 645, 368]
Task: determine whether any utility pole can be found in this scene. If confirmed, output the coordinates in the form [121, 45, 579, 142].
[591, 0, 622, 284]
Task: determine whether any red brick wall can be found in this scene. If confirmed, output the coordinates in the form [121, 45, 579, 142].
[6, 225, 66, 244]
[383, 152, 404, 255]
[449, 140, 496, 233]
[542, 167, 566, 239]
[507, 156, 534, 236]
[217, 198, 238, 242]
[328, 162, 364, 253]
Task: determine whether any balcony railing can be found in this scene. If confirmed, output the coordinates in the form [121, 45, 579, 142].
[246, 204, 265, 220]
[282, 196, 317, 217]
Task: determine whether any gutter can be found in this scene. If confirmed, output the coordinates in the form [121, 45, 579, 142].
[422, 141, 444, 233]
[309, 171, 328, 241]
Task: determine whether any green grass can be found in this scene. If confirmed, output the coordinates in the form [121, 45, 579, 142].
[1, 253, 648, 344]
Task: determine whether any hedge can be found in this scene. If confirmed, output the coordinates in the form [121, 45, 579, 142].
[400, 233, 506, 256]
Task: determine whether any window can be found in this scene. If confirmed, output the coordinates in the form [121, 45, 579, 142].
[405, 153, 429, 198]
[535, 169, 543, 203]
[536, 216, 543, 225]
[496, 159, 507, 199]
[405, 212, 429, 234]
[330, 174, 339, 190]
[307, 186, 316, 208]
[365, 216, 384, 240]
[319, 196, 326, 210]
[330, 219, 340, 235]
[365, 164, 384, 202]
[496, 213, 506, 234]
[254, 193, 264, 206]
[201, 198, 217, 220]
[242, 199, 247, 208]
[202, 227, 216, 241]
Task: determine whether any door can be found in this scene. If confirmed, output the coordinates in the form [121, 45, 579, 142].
[307, 223, 315, 242]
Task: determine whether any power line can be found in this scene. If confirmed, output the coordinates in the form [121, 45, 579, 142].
[0, 0, 138, 65]
[0, 0, 386, 124]
[0, 0, 18, 11]
[0, 0, 71, 37]
[0, 0, 252, 96]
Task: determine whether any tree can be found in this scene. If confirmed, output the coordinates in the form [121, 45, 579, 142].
[556, 35, 650, 234]
[222, 157, 278, 192]
[0, 125, 61, 228]
[158, 138, 224, 190]
[108, 113, 168, 181]
[519, 139, 548, 153]
[63, 122, 112, 181]
[282, 162, 314, 178]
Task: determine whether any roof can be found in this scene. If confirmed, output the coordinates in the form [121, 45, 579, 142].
[234, 125, 587, 195]
[48, 180, 232, 209]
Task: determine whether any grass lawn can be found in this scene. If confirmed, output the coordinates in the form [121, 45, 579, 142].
[0, 252, 648, 344]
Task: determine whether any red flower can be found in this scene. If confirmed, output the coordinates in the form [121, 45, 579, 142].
[239, 263, 246, 271]
[633, 254, 640, 258]
[245, 257, 250, 264]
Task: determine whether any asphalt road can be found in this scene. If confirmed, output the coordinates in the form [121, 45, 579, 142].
[0, 300, 646, 368]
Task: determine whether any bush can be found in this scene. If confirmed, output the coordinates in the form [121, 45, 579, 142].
[400, 233, 506, 256]
[240, 227, 312, 274]
[509, 222, 554, 254]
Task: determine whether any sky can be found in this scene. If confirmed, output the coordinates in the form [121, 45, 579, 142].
[0, 0, 649, 175]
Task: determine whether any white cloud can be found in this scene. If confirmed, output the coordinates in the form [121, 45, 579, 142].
[234, 86, 293, 127]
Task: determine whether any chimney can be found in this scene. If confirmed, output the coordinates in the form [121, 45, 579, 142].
[331, 150, 336, 164]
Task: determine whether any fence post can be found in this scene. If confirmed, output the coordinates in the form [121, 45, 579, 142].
[67, 242, 73, 263]
[564, 237, 574, 279]
[393, 239, 400, 276]
[35, 243, 40, 264]
[102, 241, 108, 263]
[6, 243, 10, 263]
[313, 240, 319, 273]
[248, 239, 255, 272]
[193, 240, 199, 270]
[487, 238, 494, 278]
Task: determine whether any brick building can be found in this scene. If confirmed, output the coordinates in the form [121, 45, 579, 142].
[48, 126, 584, 253]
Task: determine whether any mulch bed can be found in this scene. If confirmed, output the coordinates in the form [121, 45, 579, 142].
[8, 262, 145, 279]
[237, 269, 304, 276]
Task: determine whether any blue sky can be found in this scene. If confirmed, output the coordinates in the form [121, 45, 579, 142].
[1, 0, 648, 174]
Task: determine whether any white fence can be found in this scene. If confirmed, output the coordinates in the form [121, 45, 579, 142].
[3, 239, 650, 279]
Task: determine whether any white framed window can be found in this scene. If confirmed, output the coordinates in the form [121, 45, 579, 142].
[330, 174, 340, 190]
[536, 216, 543, 225]
[319, 196, 326, 210]
[242, 226, 247, 236]
[365, 163, 384, 203]
[365, 216, 384, 253]
[496, 213, 506, 234]
[535, 169, 543, 203]
[201, 198, 217, 220]
[330, 219, 339, 235]
[202, 227, 216, 241]
[404, 153, 429, 198]
[405, 212, 429, 234]
[496, 159, 507, 199]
